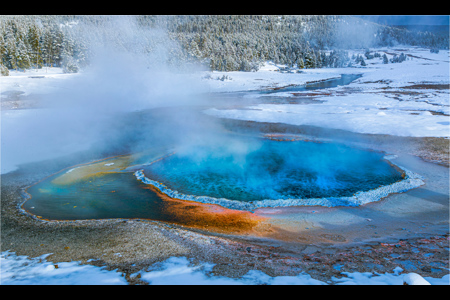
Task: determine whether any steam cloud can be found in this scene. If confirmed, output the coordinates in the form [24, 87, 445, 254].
[4, 15, 399, 174]
[1, 16, 225, 174]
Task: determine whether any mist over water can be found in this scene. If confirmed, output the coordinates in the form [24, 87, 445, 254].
[1, 16, 214, 174]
[144, 139, 403, 202]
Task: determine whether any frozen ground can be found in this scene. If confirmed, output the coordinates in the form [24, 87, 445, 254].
[2, 251, 448, 285]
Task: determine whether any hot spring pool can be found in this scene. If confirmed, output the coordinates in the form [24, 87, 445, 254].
[145, 140, 403, 200]
[22, 136, 424, 220]
[135, 137, 423, 211]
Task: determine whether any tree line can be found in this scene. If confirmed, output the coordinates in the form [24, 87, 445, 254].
[1, 15, 448, 76]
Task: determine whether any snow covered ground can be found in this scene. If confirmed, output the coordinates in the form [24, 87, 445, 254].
[1, 46, 449, 285]
[2, 251, 448, 285]
[204, 47, 450, 138]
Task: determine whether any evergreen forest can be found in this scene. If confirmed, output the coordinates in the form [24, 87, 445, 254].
[1, 15, 448, 76]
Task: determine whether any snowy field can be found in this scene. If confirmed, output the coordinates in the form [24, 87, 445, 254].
[204, 47, 450, 138]
[1, 46, 449, 285]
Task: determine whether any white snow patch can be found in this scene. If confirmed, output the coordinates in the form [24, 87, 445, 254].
[206, 92, 450, 137]
[2, 251, 448, 285]
[0, 251, 128, 285]
[403, 273, 432, 285]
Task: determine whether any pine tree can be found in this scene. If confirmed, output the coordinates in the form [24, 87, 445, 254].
[0, 62, 8, 75]
[360, 57, 366, 66]
[0, 15, 448, 73]
[303, 45, 316, 69]
[296, 56, 305, 69]
[3, 21, 18, 69]
[0, 34, 7, 68]
[15, 37, 31, 70]
[188, 39, 202, 61]
[62, 54, 78, 73]
[27, 24, 43, 69]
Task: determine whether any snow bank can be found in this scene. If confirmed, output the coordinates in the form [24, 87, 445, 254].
[0, 251, 128, 285]
[1, 67, 80, 97]
[132, 256, 326, 285]
[2, 251, 448, 285]
[403, 273, 432, 285]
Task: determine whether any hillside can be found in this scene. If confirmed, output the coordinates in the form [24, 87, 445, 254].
[1, 15, 448, 75]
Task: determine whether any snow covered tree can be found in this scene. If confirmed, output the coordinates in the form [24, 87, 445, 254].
[296, 56, 305, 69]
[0, 34, 7, 68]
[0, 62, 8, 75]
[360, 57, 366, 66]
[3, 20, 18, 70]
[62, 54, 78, 73]
[188, 39, 202, 60]
[15, 36, 31, 70]
[364, 49, 374, 59]
[27, 24, 43, 69]
[0, 15, 448, 73]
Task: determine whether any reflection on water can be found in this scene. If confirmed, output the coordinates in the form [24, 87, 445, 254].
[263, 74, 362, 93]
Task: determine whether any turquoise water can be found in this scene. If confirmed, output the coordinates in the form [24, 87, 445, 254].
[143, 139, 403, 201]
[23, 172, 167, 220]
[22, 138, 405, 220]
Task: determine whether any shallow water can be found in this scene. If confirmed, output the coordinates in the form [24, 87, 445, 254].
[24, 172, 166, 220]
[263, 73, 362, 93]
[213, 74, 362, 101]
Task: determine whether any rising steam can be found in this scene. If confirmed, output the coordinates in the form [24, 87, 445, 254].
[1, 16, 215, 174]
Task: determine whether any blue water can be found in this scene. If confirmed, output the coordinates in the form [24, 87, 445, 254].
[262, 74, 362, 94]
[22, 137, 406, 220]
[143, 138, 403, 201]
[211, 74, 362, 101]
[23, 172, 167, 220]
